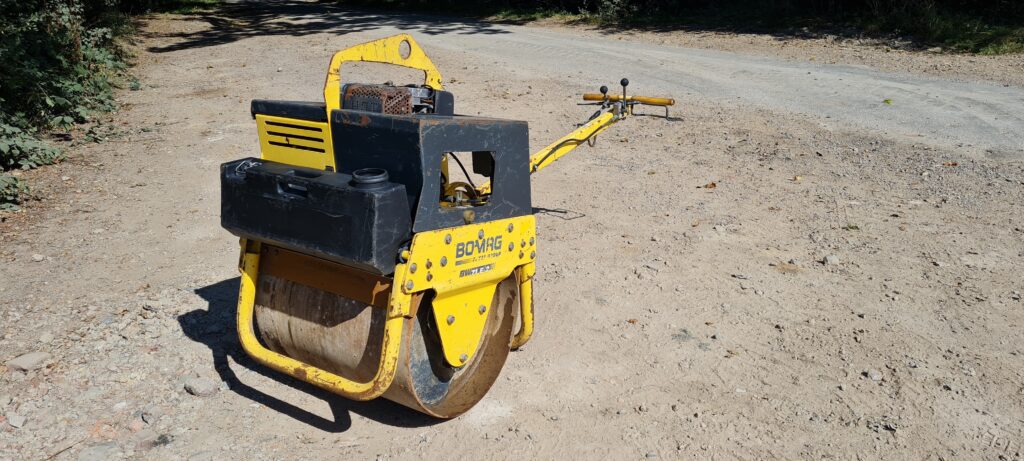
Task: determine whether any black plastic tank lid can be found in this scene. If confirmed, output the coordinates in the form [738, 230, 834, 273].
[351, 168, 389, 189]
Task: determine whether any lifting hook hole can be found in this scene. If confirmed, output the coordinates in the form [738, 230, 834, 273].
[399, 40, 411, 60]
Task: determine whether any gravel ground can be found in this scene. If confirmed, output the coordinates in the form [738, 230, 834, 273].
[2, 1, 1023, 459]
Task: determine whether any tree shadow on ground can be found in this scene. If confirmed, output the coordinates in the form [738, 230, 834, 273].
[144, 0, 510, 53]
[179, 277, 440, 433]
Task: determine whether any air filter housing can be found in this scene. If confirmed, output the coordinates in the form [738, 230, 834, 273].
[340, 83, 454, 115]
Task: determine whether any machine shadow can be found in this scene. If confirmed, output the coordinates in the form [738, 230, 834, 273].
[144, 0, 510, 53]
[179, 277, 440, 432]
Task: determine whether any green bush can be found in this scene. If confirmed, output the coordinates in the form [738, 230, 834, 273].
[0, 0, 131, 208]
[0, 174, 29, 211]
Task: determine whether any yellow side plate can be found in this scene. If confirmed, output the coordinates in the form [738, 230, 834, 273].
[256, 114, 335, 170]
[397, 215, 537, 366]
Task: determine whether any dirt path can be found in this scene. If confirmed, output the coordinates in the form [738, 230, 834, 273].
[2, 1, 1023, 459]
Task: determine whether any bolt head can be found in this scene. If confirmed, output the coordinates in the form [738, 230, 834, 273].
[519, 251, 524, 259]
[530, 237, 535, 246]
[478, 229, 484, 239]
[405, 280, 414, 290]
[508, 242, 514, 251]
[446, 315, 455, 325]
[507, 223, 514, 232]
[445, 234, 452, 244]
[426, 273, 433, 281]
[409, 263, 417, 273]
[521, 240, 526, 248]
[459, 353, 469, 363]
[425, 259, 432, 269]
[478, 305, 487, 314]
[440, 256, 448, 266]
[530, 251, 536, 259]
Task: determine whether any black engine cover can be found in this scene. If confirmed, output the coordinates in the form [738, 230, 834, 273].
[220, 158, 411, 274]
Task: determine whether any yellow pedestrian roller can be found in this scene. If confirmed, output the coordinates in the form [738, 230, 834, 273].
[220, 34, 673, 418]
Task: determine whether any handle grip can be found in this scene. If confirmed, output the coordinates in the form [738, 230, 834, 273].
[583, 93, 675, 106]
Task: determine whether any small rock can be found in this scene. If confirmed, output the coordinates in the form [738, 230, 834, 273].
[822, 255, 840, 265]
[646, 453, 658, 458]
[31, 254, 45, 262]
[77, 442, 122, 461]
[6, 413, 26, 428]
[6, 351, 52, 371]
[863, 369, 883, 381]
[184, 377, 219, 397]
[141, 404, 164, 424]
[39, 332, 54, 344]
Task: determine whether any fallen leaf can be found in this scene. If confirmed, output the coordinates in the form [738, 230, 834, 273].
[699, 181, 717, 189]
[792, 176, 802, 182]
[776, 262, 801, 274]
[626, 319, 638, 324]
[883, 98, 893, 105]
[943, 161, 959, 167]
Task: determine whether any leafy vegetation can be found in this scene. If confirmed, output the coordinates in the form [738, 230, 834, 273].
[0, 0, 216, 210]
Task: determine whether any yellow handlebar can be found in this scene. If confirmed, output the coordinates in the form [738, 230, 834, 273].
[583, 93, 675, 106]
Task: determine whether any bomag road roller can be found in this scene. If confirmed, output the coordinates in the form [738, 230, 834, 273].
[220, 34, 673, 418]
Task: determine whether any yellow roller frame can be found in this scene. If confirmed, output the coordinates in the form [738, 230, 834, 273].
[236, 239, 412, 400]
[323, 34, 444, 117]
[512, 262, 535, 349]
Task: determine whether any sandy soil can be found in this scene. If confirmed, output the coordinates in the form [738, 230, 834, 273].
[2, 2, 1023, 460]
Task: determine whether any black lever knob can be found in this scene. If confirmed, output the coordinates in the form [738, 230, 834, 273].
[599, 85, 608, 95]
[620, 78, 629, 87]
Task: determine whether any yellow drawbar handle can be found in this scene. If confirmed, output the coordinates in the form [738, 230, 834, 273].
[582, 93, 675, 106]
[236, 240, 407, 400]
